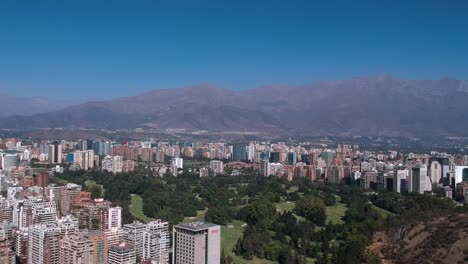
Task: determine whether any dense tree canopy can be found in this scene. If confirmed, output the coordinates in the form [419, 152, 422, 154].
[53, 166, 464, 264]
[295, 196, 327, 226]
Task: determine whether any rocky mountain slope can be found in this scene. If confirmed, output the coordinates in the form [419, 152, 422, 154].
[368, 213, 468, 264]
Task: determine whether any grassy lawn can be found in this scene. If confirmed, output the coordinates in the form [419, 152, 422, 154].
[275, 201, 306, 221]
[182, 209, 207, 223]
[335, 195, 342, 202]
[372, 205, 393, 218]
[84, 179, 104, 188]
[276, 196, 348, 225]
[84, 179, 97, 186]
[326, 202, 347, 225]
[221, 220, 244, 262]
[129, 194, 153, 223]
[130, 196, 210, 225]
[276, 201, 295, 213]
[287, 186, 299, 193]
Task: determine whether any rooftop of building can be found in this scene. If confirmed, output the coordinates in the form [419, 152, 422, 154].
[109, 242, 135, 253]
[123, 220, 145, 227]
[174, 221, 219, 231]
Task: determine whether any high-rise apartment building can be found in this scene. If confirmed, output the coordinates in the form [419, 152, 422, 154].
[102, 155, 123, 173]
[327, 166, 341, 184]
[172, 222, 221, 264]
[46, 186, 63, 216]
[14, 229, 28, 263]
[455, 166, 468, 184]
[88, 230, 108, 264]
[320, 150, 335, 166]
[74, 150, 95, 170]
[209, 160, 224, 175]
[410, 166, 429, 194]
[28, 224, 61, 264]
[429, 160, 442, 185]
[287, 152, 297, 165]
[36, 171, 50, 188]
[232, 144, 247, 161]
[269, 152, 280, 163]
[0, 200, 13, 223]
[260, 160, 271, 177]
[171, 158, 184, 169]
[60, 183, 82, 215]
[123, 221, 145, 258]
[108, 242, 136, 264]
[0, 232, 14, 264]
[142, 220, 170, 264]
[247, 145, 255, 162]
[74, 199, 110, 230]
[59, 233, 94, 264]
[428, 157, 450, 185]
[393, 170, 408, 193]
[20, 200, 57, 228]
[0, 154, 20, 170]
[104, 228, 124, 247]
[48, 141, 62, 164]
[57, 215, 79, 237]
[108, 207, 122, 229]
[77, 140, 88, 151]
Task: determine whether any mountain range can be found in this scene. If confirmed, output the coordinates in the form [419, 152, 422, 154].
[0, 95, 79, 117]
[1, 76, 468, 137]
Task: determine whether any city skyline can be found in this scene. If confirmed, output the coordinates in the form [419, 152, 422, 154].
[2, 1, 468, 263]
[1, 1, 468, 98]
[1, 135, 468, 263]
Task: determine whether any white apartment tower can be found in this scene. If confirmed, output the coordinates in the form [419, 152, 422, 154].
[74, 150, 95, 170]
[171, 158, 183, 169]
[57, 215, 79, 237]
[123, 221, 146, 258]
[102, 155, 123, 173]
[28, 224, 61, 264]
[209, 160, 224, 175]
[393, 170, 408, 193]
[108, 242, 136, 264]
[104, 228, 124, 247]
[48, 142, 62, 164]
[20, 200, 57, 228]
[108, 207, 122, 229]
[260, 160, 271, 177]
[142, 220, 170, 263]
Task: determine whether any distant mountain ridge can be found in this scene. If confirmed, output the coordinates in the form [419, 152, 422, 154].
[0, 95, 79, 117]
[1, 76, 468, 137]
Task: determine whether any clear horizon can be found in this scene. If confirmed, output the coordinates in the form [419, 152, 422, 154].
[1, 1, 468, 99]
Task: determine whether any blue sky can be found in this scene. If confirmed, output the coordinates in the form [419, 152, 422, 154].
[1, 0, 467, 99]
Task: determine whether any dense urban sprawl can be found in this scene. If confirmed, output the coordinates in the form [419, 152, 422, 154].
[0, 137, 468, 263]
